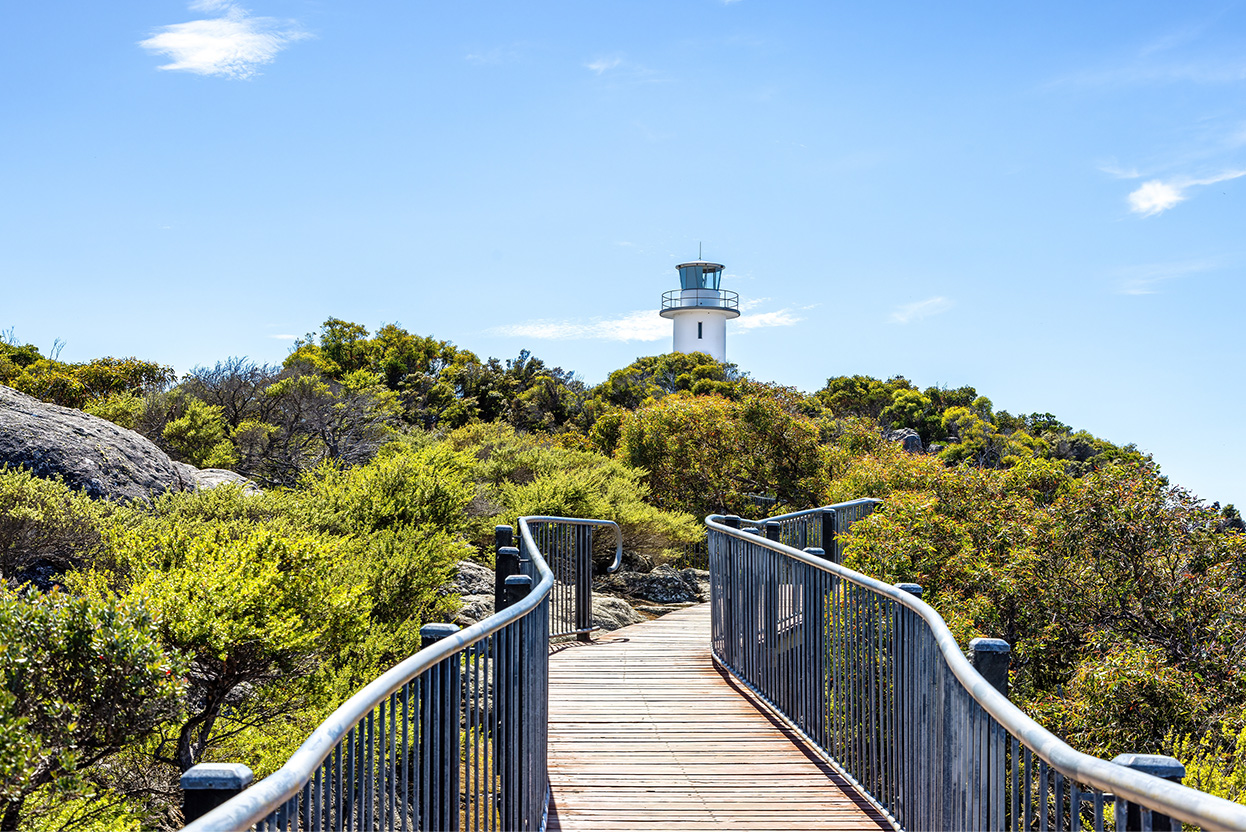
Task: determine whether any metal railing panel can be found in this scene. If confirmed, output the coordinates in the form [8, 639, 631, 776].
[519, 516, 621, 640]
[183, 515, 614, 832]
[707, 514, 1246, 832]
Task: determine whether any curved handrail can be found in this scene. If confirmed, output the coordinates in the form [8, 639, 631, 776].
[518, 515, 624, 573]
[707, 514, 1246, 831]
[182, 540, 558, 832]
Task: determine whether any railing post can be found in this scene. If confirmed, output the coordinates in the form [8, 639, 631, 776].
[720, 517, 741, 668]
[762, 522, 781, 703]
[419, 623, 461, 832]
[504, 574, 533, 608]
[180, 763, 253, 824]
[802, 547, 826, 736]
[1111, 754, 1186, 832]
[896, 583, 923, 598]
[575, 525, 593, 642]
[495, 546, 522, 610]
[821, 509, 836, 561]
[969, 638, 1010, 699]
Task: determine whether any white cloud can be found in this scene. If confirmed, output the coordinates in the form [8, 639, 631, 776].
[1128, 170, 1246, 216]
[489, 306, 801, 342]
[140, 1, 308, 80]
[268, 333, 298, 340]
[737, 309, 802, 329]
[890, 297, 952, 325]
[491, 311, 668, 342]
[1114, 259, 1219, 295]
[585, 57, 622, 75]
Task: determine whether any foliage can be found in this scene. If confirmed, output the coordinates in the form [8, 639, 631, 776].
[161, 398, 237, 469]
[614, 392, 824, 518]
[0, 469, 108, 588]
[73, 514, 368, 773]
[0, 588, 183, 830]
[445, 423, 703, 560]
[8, 355, 174, 411]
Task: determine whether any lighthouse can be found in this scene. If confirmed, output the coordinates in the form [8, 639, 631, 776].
[659, 260, 740, 363]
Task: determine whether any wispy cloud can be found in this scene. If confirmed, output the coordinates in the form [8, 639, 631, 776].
[268, 333, 298, 340]
[465, 43, 524, 65]
[1114, 259, 1219, 295]
[488, 306, 801, 342]
[139, 1, 308, 79]
[585, 57, 622, 75]
[737, 309, 802, 329]
[1128, 170, 1246, 216]
[490, 310, 667, 342]
[890, 297, 952, 325]
[1099, 162, 1142, 179]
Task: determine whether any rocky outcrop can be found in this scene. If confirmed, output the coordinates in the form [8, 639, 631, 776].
[626, 564, 703, 604]
[454, 559, 495, 596]
[592, 594, 643, 630]
[886, 427, 924, 454]
[0, 385, 192, 501]
[172, 463, 261, 495]
[0, 385, 261, 501]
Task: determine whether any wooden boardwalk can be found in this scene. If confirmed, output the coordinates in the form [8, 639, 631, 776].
[546, 604, 891, 831]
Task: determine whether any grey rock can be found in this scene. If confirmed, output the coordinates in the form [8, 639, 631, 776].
[592, 594, 642, 631]
[173, 462, 261, 494]
[679, 568, 711, 601]
[886, 427, 924, 454]
[631, 564, 700, 604]
[455, 559, 495, 597]
[0, 384, 191, 501]
[454, 594, 495, 628]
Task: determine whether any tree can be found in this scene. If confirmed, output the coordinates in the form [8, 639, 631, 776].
[0, 589, 183, 830]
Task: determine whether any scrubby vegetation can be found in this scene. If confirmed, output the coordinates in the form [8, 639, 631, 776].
[2, 319, 1245, 827]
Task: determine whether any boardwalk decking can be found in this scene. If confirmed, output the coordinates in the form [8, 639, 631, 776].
[547, 604, 890, 831]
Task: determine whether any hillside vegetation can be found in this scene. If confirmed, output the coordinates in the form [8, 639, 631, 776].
[1, 320, 1245, 828]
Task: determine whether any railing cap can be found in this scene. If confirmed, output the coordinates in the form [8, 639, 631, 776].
[181, 763, 254, 791]
[419, 623, 461, 643]
[1112, 754, 1187, 781]
[969, 637, 1010, 654]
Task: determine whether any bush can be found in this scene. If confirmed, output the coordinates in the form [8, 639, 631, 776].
[0, 468, 108, 588]
[0, 588, 183, 830]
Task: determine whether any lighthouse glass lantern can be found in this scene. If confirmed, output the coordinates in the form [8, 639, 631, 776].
[659, 261, 740, 363]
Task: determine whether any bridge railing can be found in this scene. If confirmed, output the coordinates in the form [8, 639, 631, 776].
[708, 513, 1246, 832]
[181, 515, 619, 832]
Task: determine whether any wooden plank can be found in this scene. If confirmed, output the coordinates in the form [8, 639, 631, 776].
[547, 604, 888, 831]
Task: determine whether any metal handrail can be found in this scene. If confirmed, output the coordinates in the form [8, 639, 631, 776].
[707, 515, 1246, 831]
[521, 517, 621, 641]
[183, 522, 564, 832]
[518, 516, 623, 574]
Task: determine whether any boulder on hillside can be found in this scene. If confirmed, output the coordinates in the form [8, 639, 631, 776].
[629, 564, 702, 604]
[593, 594, 643, 631]
[172, 462, 261, 495]
[0, 385, 259, 501]
[454, 560, 495, 596]
[0, 384, 191, 501]
[886, 427, 924, 454]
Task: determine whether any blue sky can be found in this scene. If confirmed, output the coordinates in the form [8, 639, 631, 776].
[2, 1, 1245, 506]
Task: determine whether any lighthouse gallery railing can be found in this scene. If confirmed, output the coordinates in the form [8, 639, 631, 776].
[709, 509, 1246, 832]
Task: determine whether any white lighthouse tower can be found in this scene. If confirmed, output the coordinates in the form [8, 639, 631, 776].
[659, 260, 740, 363]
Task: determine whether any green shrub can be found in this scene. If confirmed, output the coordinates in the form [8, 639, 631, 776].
[0, 468, 108, 585]
[0, 588, 183, 830]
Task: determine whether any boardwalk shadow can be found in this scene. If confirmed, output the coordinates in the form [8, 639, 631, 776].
[713, 661, 892, 827]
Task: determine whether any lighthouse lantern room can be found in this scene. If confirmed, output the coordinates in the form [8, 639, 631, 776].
[659, 260, 740, 363]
